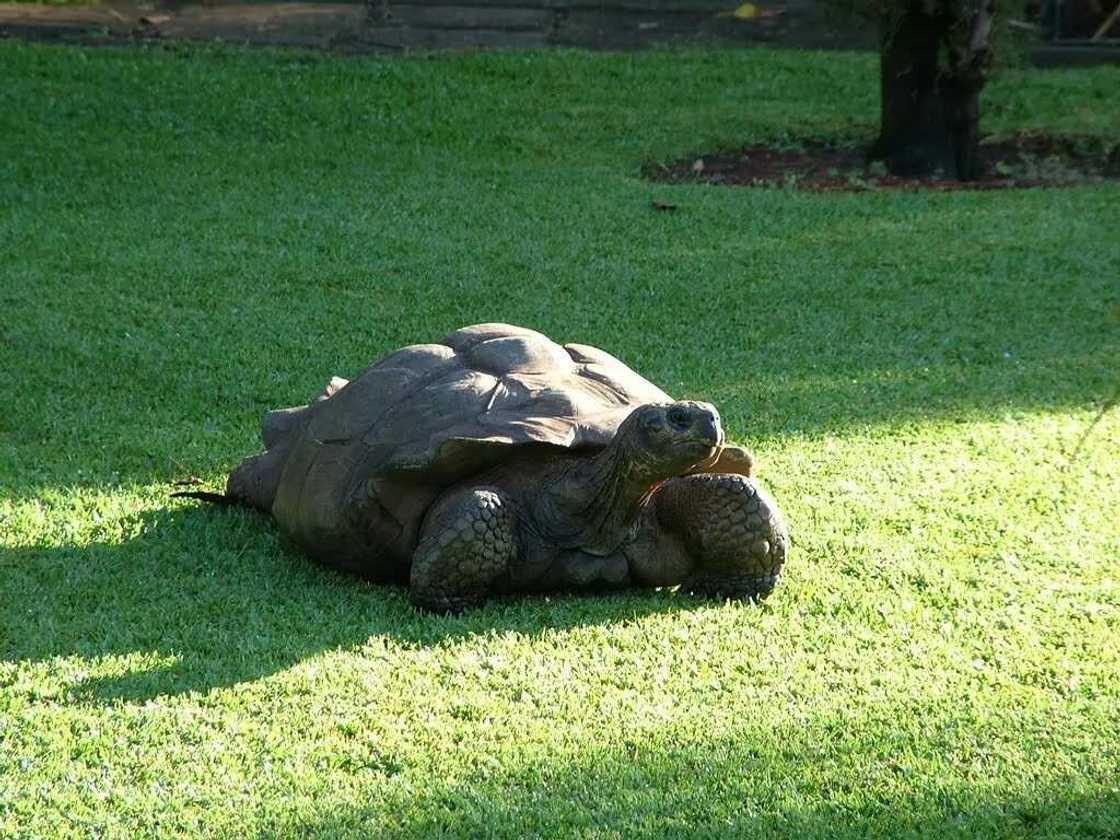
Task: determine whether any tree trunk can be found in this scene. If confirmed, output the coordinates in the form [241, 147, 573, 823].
[869, 0, 994, 181]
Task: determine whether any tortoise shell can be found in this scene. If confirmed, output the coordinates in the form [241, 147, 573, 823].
[240, 323, 673, 578]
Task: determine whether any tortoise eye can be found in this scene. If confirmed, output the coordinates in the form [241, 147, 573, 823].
[642, 414, 666, 434]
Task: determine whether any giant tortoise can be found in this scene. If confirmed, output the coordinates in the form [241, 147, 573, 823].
[180, 323, 789, 612]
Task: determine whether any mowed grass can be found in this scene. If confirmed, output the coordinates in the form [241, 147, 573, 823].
[1, 40, 1118, 838]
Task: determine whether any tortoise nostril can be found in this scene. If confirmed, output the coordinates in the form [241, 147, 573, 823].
[699, 414, 719, 442]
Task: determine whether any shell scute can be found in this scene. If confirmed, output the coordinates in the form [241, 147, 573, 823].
[307, 367, 416, 444]
[441, 323, 549, 352]
[468, 334, 575, 376]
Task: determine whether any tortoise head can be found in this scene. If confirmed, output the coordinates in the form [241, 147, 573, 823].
[617, 401, 724, 480]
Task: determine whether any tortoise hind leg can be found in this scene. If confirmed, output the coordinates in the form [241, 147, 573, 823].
[409, 488, 518, 614]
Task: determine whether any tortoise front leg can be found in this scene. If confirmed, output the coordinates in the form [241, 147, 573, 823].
[409, 488, 518, 614]
[631, 473, 789, 601]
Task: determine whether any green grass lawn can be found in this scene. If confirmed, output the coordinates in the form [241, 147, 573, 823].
[1, 40, 1118, 838]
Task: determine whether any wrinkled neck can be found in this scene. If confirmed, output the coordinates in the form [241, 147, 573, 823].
[546, 441, 658, 555]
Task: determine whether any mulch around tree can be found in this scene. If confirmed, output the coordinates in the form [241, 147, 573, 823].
[644, 133, 1120, 192]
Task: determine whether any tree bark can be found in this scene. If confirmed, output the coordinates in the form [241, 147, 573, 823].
[869, 0, 994, 181]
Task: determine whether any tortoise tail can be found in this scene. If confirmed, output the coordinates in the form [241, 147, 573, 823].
[172, 447, 288, 513]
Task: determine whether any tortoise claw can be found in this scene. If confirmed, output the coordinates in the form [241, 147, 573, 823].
[682, 571, 782, 602]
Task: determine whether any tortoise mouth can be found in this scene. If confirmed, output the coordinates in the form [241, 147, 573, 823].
[677, 442, 721, 470]
[676, 433, 723, 464]
[681, 433, 721, 449]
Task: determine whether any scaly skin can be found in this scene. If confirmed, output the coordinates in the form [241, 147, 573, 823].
[409, 472, 787, 612]
[648, 473, 788, 600]
[409, 488, 518, 613]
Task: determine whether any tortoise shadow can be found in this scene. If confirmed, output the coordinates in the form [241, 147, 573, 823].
[1, 504, 717, 706]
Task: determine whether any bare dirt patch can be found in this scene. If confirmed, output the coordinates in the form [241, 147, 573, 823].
[645, 134, 1120, 192]
[0, 0, 873, 52]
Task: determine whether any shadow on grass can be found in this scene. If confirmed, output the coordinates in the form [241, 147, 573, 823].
[279, 736, 1120, 839]
[0, 505, 711, 705]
